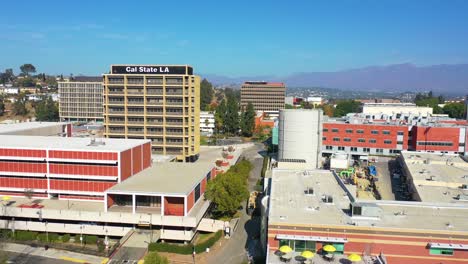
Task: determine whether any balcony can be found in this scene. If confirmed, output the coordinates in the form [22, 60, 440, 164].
[166, 122, 183, 126]
[166, 131, 183, 136]
[146, 79, 163, 85]
[128, 130, 144, 135]
[147, 89, 163, 95]
[147, 129, 163, 135]
[108, 119, 125, 124]
[147, 120, 163, 125]
[108, 90, 124, 95]
[128, 119, 145, 125]
[127, 100, 144, 105]
[146, 100, 163, 106]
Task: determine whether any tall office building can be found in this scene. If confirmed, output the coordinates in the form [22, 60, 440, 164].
[240, 81, 286, 112]
[58, 76, 104, 122]
[103, 65, 200, 161]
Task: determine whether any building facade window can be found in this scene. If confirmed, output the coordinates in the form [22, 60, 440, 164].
[333, 138, 340, 142]
[344, 138, 351, 142]
[194, 183, 201, 202]
[357, 129, 364, 134]
[332, 128, 339, 133]
[369, 139, 377, 144]
[371, 130, 379, 135]
[338, 146, 345, 151]
[351, 147, 357, 152]
[326, 146, 333, 150]
[383, 130, 391, 135]
[376, 149, 383, 153]
[384, 140, 392, 144]
[429, 248, 454, 256]
[397, 131, 404, 136]
[358, 138, 365, 143]
[345, 129, 353, 134]
[322, 137, 327, 141]
[363, 148, 370, 152]
[323, 128, 328, 132]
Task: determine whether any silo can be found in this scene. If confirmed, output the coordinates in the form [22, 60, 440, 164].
[278, 109, 323, 168]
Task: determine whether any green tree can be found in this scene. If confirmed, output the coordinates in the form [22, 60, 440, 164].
[334, 100, 361, 117]
[224, 95, 239, 135]
[13, 93, 28, 116]
[144, 252, 169, 264]
[214, 99, 226, 134]
[0, 96, 4, 116]
[240, 102, 255, 137]
[285, 104, 294, 109]
[200, 78, 214, 110]
[19, 64, 36, 76]
[443, 102, 465, 119]
[205, 167, 250, 216]
[35, 96, 59, 121]
[0, 68, 14, 84]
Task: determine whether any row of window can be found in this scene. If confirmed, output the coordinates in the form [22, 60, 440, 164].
[325, 146, 401, 154]
[325, 137, 402, 145]
[324, 128, 404, 136]
[417, 141, 454, 146]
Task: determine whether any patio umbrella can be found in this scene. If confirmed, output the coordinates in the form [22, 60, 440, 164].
[2, 196, 11, 201]
[301, 250, 315, 259]
[348, 253, 362, 262]
[322, 244, 336, 252]
[279, 245, 293, 254]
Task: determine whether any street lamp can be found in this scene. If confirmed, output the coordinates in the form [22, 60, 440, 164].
[148, 213, 153, 242]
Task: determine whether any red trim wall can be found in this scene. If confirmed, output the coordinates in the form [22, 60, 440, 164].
[0, 148, 46, 158]
[186, 190, 195, 214]
[164, 196, 184, 216]
[49, 150, 118, 160]
[0, 177, 47, 189]
[107, 194, 115, 207]
[132, 146, 142, 174]
[49, 179, 114, 192]
[411, 126, 460, 152]
[0, 161, 47, 173]
[120, 149, 132, 181]
[59, 194, 103, 201]
[0, 191, 47, 197]
[268, 228, 468, 264]
[201, 177, 207, 194]
[142, 142, 152, 169]
[49, 164, 117, 176]
[323, 123, 409, 150]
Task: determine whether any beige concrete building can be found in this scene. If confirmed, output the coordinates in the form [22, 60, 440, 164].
[103, 65, 200, 161]
[241, 81, 286, 112]
[58, 76, 104, 122]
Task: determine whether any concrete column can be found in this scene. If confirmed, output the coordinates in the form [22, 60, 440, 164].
[184, 196, 187, 216]
[161, 195, 165, 216]
[104, 194, 108, 212]
[132, 194, 136, 214]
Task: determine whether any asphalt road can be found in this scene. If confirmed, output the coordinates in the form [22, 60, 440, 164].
[205, 143, 265, 264]
[1, 251, 75, 264]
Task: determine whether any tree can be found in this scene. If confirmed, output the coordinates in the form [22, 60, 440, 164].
[414, 91, 443, 114]
[224, 95, 239, 135]
[19, 64, 36, 76]
[144, 252, 169, 264]
[0, 96, 4, 116]
[35, 96, 59, 121]
[214, 99, 226, 134]
[205, 161, 251, 216]
[334, 100, 361, 117]
[240, 102, 255, 137]
[443, 102, 465, 119]
[13, 93, 28, 116]
[0, 68, 14, 84]
[321, 104, 335, 117]
[200, 79, 214, 111]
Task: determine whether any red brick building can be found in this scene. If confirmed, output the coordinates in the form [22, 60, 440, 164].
[0, 135, 151, 201]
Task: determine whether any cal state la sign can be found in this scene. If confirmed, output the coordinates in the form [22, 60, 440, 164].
[111, 65, 193, 75]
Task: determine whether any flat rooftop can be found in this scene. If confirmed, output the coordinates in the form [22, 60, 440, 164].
[0, 135, 150, 152]
[268, 167, 468, 232]
[107, 146, 228, 195]
[401, 151, 468, 203]
[0, 122, 68, 135]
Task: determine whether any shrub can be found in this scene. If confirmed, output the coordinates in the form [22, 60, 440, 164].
[74, 234, 82, 244]
[62, 234, 70, 243]
[37, 233, 48, 242]
[49, 233, 59, 242]
[97, 239, 105, 252]
[0, 229, 13, 239]
[14, 230, 38, 241]
[85, 235, 98, 245]
[148, 230, 223, 255]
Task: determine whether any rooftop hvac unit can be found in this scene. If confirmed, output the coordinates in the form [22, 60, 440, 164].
[426, 175, 436, 181]
[321, 195, 333, 204]
[461, 184, 468, 190]
[304, 187, 314, 196]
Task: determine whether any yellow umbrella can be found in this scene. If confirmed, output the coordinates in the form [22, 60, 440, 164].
[348, 253, 362, 262]
[279, 245, 293, 253]
[301, 250, 315, 259]
[323, 244, 336, 252]
[2, 196, 11, 201]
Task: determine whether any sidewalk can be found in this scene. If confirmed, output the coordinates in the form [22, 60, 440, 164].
[3, 242, 107, 264]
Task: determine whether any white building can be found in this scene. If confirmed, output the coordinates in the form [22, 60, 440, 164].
[0, 87, 19, 95]
[200, 111, 215, 135]
[362, 103, 433, 116]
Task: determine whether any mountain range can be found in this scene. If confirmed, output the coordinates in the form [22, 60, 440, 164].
[201, 63, 468, 95]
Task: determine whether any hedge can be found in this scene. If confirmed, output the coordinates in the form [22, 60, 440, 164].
[62, 234, 71, 243]
[37, 233, 60, 243]
[148, 230, 223, 254]
[14, 230, 38, 241]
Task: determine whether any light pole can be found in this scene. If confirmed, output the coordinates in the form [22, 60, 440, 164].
[80, 225, 83, 246]
[148, 213, 153, 242]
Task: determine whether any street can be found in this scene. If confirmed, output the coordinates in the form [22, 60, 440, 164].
[205, 142, 265, 264]
[1, 251, 76, 264]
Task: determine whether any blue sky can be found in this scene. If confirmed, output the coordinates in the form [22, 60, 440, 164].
[1, 0, 467, 77]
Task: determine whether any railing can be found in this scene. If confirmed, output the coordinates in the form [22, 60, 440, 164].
[166, 122, 183, 126]
[166, 141, 183, 145]
[127, 120, 144, 124]
[128, 130, 144, 134]
[108, 90, 124, 95]
[147, 90, 163, 95]
[166, 101, 184, 105]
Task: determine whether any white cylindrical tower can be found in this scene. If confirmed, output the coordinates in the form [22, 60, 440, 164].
[278, 109, 323, 168]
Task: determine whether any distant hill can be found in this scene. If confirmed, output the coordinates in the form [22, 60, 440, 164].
[201, 63, 468, 95]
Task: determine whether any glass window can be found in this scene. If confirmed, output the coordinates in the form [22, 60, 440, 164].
[384, 140, 392, 144]
[371, 130, 379, 134]
[323, 128, 329, 132]
[333, 138, 340, 142]
[369, 139, 377, 143]
[345, 129, 353, 133]
[397, 131, 404, 136]
[356, 129, 364, 134]
[358, 138, 365, 143]
[383, 130, 390, 135]
[194, 183, 201, 202]
[332, 128, 339, 133]
[344, 138, 351, 142]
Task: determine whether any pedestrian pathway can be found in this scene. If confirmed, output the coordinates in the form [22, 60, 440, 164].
[3, 242, 106, 264]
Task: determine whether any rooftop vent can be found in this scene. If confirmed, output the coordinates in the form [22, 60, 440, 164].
[304, 187, 314, 196]
[322, 195, 333, 204]
[461, 184, 468, 190]
[426, 175, 436, 181]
